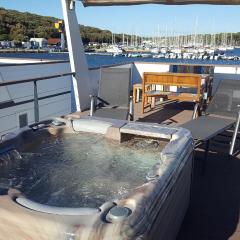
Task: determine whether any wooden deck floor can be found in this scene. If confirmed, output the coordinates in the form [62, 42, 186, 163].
[133, 100, 194, 125]
[75, 101, 240, 239]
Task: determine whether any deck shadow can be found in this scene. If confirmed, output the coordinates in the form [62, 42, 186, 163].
[136, 101, 195, 124]
[177, 148, 240, 240]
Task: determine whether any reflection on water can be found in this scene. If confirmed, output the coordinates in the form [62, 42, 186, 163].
[0, 133, 166, 208]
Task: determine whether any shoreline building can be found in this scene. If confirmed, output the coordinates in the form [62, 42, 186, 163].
[29, 38, 48, 49]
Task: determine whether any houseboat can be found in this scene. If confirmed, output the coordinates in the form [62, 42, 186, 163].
[0, 0, 240, 240]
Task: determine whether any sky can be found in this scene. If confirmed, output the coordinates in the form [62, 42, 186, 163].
[1, 0, 240, 36]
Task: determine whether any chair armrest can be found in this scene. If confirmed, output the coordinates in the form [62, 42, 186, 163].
[89, 96, 110, 116]
[230, 105, 240, 155]
[90, 95, 96, 117]
[192, 103, 199, 119]
[129, 96, 134, 121]
[89, 95, 96, 100]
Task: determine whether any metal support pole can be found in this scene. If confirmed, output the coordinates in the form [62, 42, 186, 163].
[192, 103, 199, 119]
[60, 32, 65, 50]
[229, 109, 240, 156]
[33, 81, 39, 123]
[129, 96, 134, 121]
[90, 95, 95, 117]
[61, 0, 91, 112]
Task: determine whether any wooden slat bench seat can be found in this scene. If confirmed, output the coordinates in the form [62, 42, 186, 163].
[142, 72, 212, 114]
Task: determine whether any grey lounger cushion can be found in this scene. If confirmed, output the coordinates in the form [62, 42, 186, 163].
[181, 116, 235, 141]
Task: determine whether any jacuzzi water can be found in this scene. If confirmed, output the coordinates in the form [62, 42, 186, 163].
[0, 133, 167, 208]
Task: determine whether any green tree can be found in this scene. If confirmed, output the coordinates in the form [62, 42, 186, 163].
[0, 34, 9, 41]
[9, 23, 28, 42]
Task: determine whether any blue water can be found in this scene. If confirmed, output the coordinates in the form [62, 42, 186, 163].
[226, 48, 240, 56]
[0, 48, 240, 68]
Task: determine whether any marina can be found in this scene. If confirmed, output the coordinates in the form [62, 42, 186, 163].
[1, 46, 240, 61]
[1, 49, 240, 68]
[0, 0, 240, 240]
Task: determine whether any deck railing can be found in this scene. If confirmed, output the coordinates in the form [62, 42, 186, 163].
[0, 72, 75, 123]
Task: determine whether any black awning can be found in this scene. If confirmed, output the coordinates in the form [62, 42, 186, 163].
[81, 0, 240, 7]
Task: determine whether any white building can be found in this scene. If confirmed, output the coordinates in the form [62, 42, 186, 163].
[30, 38, 48, 49]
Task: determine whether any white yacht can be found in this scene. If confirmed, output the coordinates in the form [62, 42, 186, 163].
[151, 47, 160, 54]
[160, 47, 168, 54]
[171, 48, 182, 54]
[105, 45, 123, 54]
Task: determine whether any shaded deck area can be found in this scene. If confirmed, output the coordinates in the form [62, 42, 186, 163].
[178, 147, 240, 240]
[134, 100, 194, 125]
[73, 100, 240, 239]
[138, 101, 240, 240]
[135, 101, 240, 240]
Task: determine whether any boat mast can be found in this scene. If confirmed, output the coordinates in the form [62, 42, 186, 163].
[231, 32, 233, 47]
[194, 17, 198, 48]
[211, 19, 216, 49]
[165, 25, 168, 48]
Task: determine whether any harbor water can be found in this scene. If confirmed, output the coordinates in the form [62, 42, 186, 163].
[0, 48, 240, 68]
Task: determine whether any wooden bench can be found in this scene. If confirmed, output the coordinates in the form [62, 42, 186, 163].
[142, 72, 212, 114]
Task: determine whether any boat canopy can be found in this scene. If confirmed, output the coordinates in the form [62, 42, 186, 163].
[81, 0, 240, 6]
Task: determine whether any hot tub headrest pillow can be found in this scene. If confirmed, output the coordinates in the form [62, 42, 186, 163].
[72, 119, 113, 134]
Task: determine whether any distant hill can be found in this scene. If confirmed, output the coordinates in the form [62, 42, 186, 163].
[0, 7, 122, 44]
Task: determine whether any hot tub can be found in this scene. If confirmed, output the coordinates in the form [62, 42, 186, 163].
[0, 117, 193, 240]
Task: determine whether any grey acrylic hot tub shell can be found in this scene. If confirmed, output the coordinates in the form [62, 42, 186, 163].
[0, 117, 193, 240]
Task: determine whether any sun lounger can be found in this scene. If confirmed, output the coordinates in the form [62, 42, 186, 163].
[89, 68, 133, 120]
[181, 79, 240, 173]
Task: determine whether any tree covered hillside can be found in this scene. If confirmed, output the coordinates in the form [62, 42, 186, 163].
[0, 8, 60, 41]
[0, 7, 120, 44]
